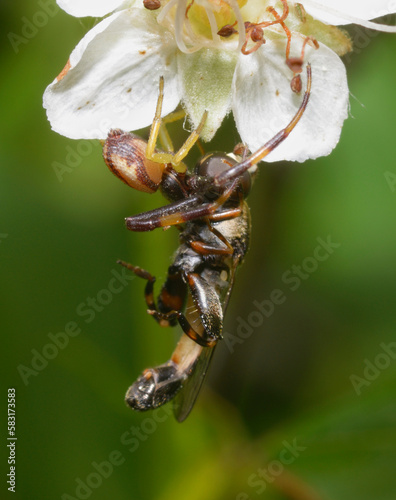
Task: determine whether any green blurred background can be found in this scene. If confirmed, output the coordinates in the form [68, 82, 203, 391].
[1, 3, 396, 500]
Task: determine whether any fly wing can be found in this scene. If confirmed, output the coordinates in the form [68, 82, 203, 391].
[173, 345, 216, 422]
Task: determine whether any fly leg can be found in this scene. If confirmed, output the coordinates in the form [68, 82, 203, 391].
[117, 260, 217, 346]
[188, 193, 245, 255]
[117, 260, 187, 328]
[150, 309, 217, 347]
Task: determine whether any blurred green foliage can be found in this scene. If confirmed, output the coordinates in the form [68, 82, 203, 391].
[1, 3, 396, 500]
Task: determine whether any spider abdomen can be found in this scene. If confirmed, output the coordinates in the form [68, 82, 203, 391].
[103, 129, 165, 193]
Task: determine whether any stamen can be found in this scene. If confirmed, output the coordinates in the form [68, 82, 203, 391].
[295, 3, 306, 22]
[241, 23, 265, 55]
[300, 36, 319, 59]
[217, 21, 238, 37]
[224, 0, 246, 51]
[286, 36, 319, 92]
[174, 0, 203, 53]
[267, 4, 292, 59]
[205, 5, 221, 45]
[185, 0, 195, 17]
[286, 36, 319, 73]
[241, 0, 290, 55]
[258, 0, 290, 30]
[159, 0, 246, 53]
[157, 0, 179, 24]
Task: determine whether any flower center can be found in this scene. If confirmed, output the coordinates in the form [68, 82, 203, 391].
[157, 0, 247, 53]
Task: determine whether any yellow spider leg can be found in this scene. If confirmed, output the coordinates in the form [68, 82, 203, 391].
[146, 76, 165, 161]
[146, 77, 208, 173]
[150, 110, 208, 173]
[159, 110, 205, 157]
[158, 110, 186, 152]
[172, 111, 208, 166]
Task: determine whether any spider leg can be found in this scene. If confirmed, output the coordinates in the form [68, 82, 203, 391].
[145, 76, 166, 163]
[145, 77, 208, 172]
[214, 63, 312, 188]
[149, 112, 208, 171]
[158, 109, 186, 152]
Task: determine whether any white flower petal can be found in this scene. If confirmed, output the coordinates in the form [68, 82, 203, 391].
[56, 0, 127, 18]
[44, 9, 181, 139]
[301, 0, 396, 27]
[178, 48, 238, 142]
[233, 39, 349, 162]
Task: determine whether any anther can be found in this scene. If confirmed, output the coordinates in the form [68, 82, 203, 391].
[217, 22, 238, 38]
[250, 26, 264, 43]
[295, 3, 307, 23]
[143, 0, 161, 10]
[286, 57, 304, 74]
[290, 74, 302, 94]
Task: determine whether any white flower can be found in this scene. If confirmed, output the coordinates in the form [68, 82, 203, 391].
[44, 0, 396, 162]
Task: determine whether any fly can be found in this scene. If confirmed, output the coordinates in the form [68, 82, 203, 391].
[103, 65, 312, 420]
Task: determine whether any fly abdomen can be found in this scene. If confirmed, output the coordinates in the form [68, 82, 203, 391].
[125, 362, 184, 411]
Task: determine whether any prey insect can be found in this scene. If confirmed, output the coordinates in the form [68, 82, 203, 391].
[103, 65, 312, 421]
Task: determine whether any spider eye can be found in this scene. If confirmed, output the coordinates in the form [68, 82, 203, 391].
[196, 153, 251, 197]
[103, 129, 165, 193]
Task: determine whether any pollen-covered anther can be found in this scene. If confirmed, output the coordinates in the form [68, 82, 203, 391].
[241, 22, 266, 55]
[240, 0, 290, 56]
[286, 57, 304, 74]
[250, 26, 264, 43]
[217, 22, 238, 38]
[286, 36, 319, 93]
[290, 74, 302, 94]
[143, 0, 161, 10]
